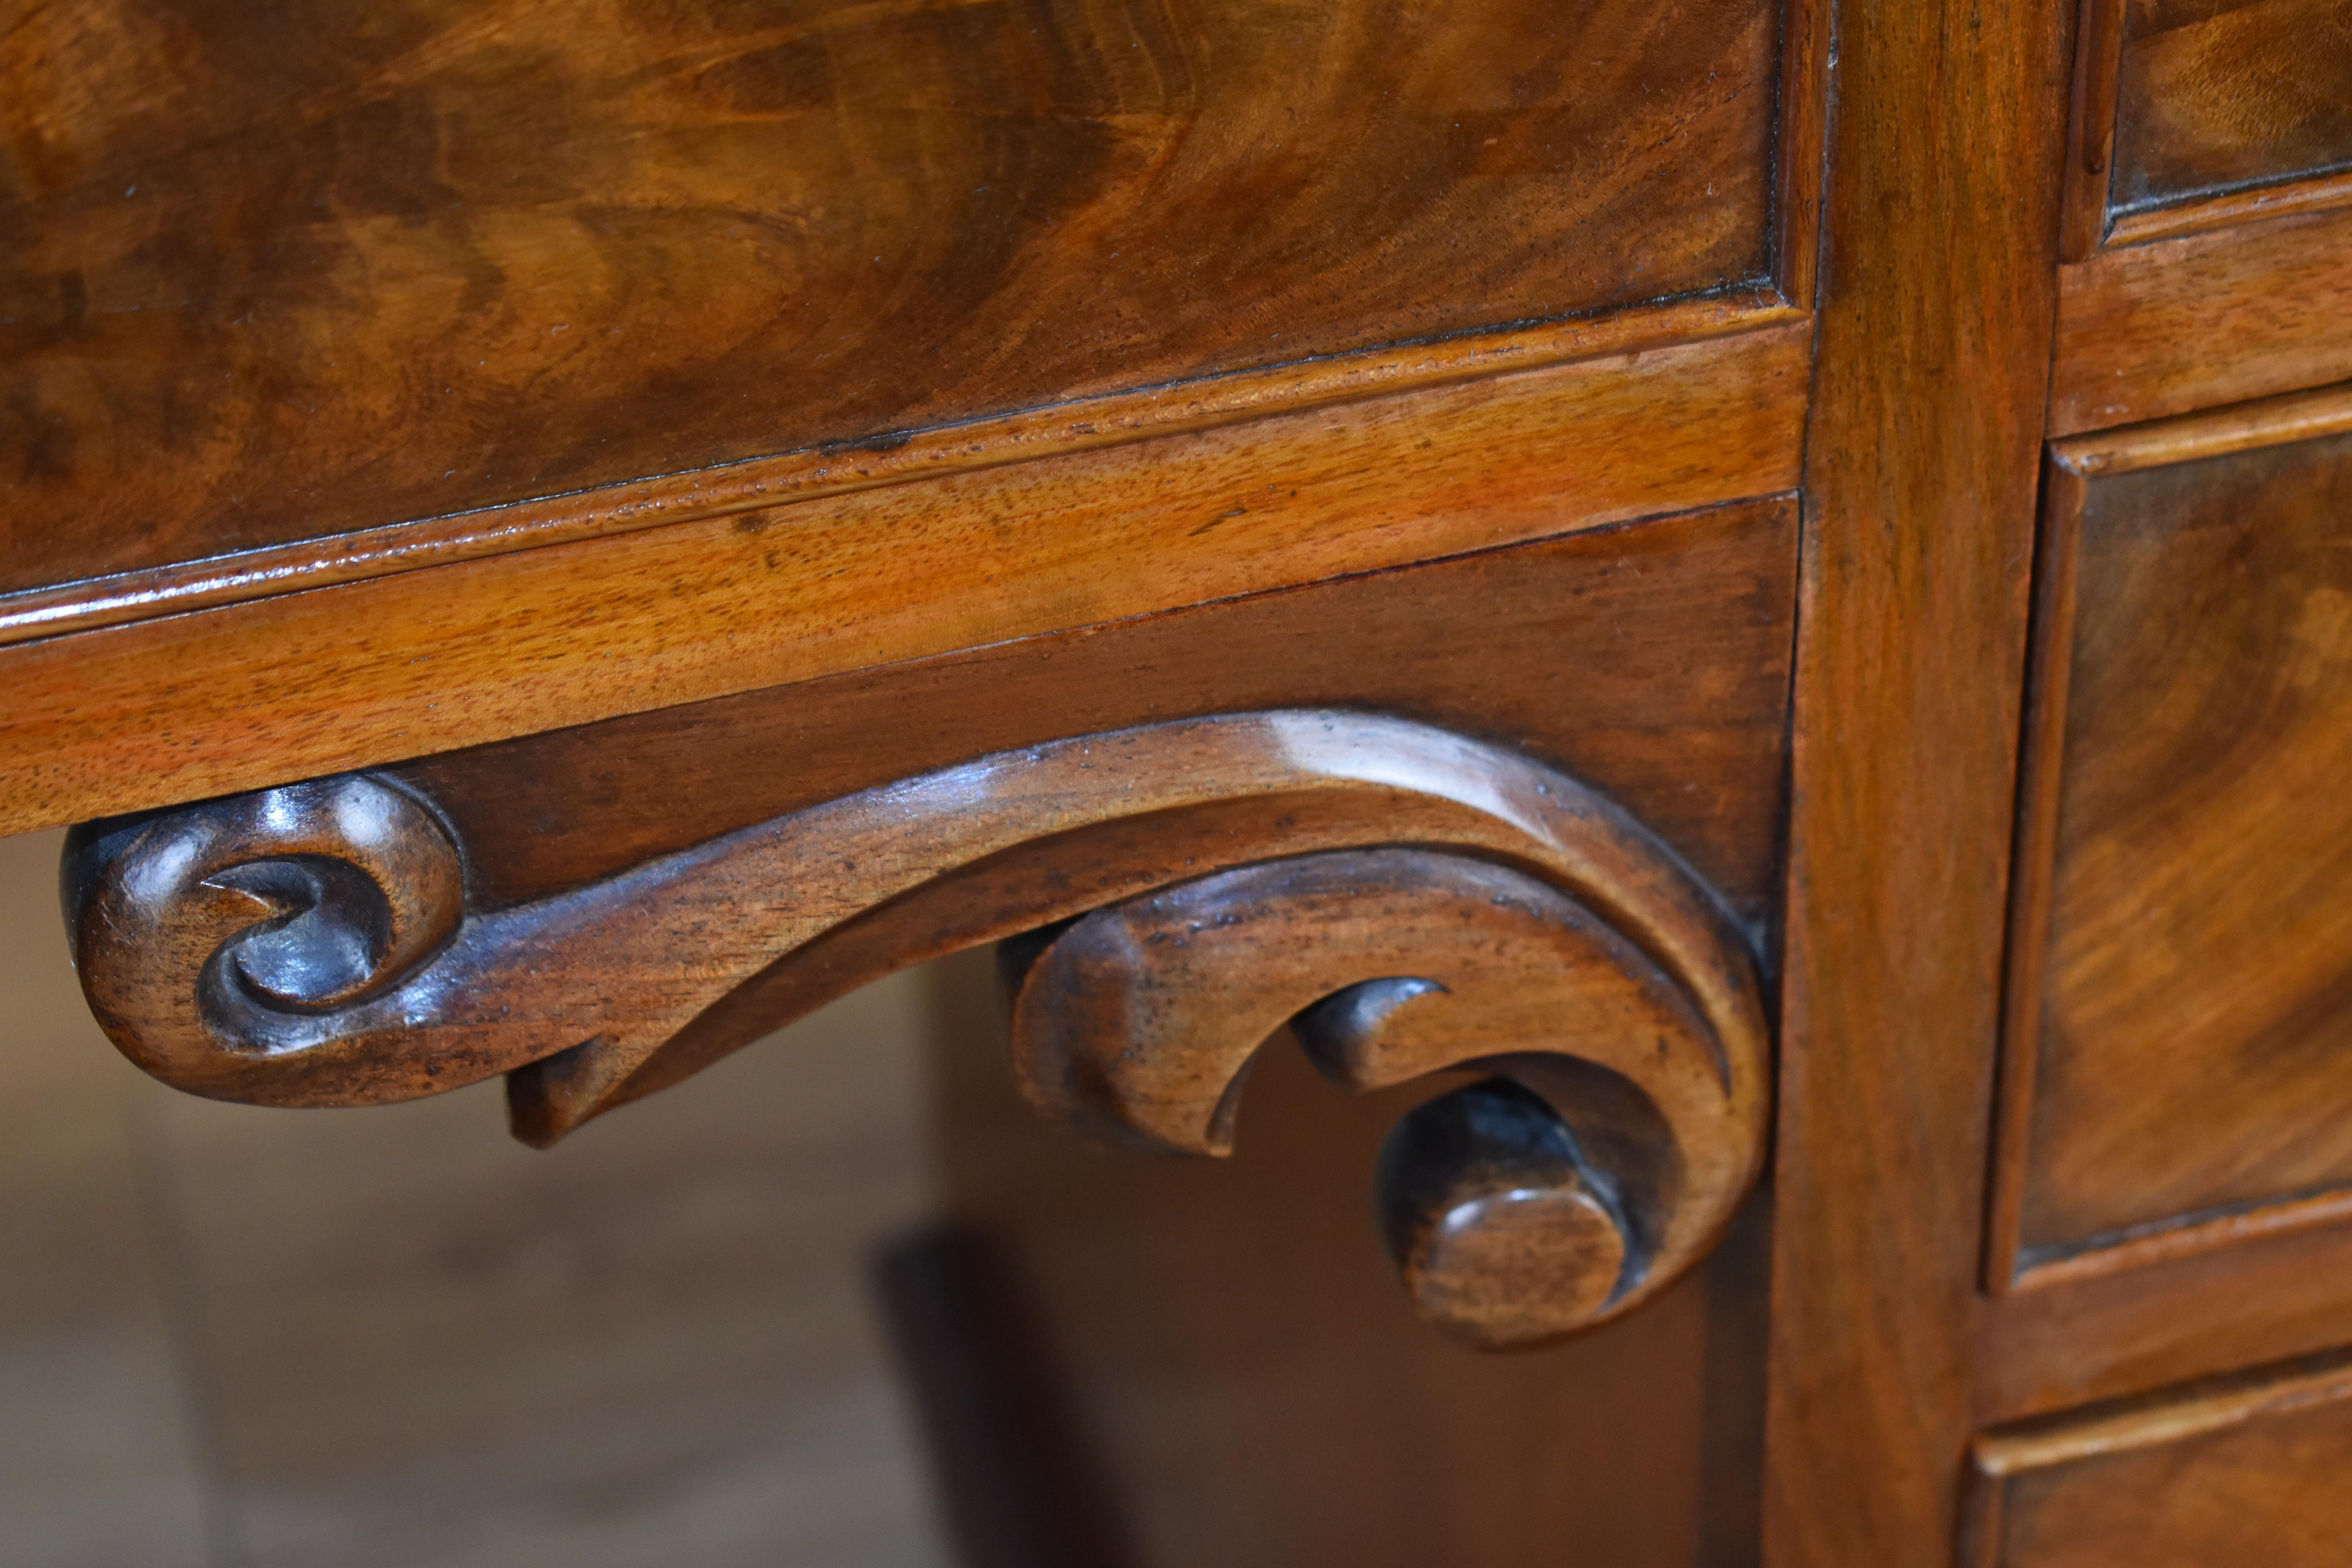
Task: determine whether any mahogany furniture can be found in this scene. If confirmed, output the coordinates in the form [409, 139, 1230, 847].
[5, 0, 2350, 1559]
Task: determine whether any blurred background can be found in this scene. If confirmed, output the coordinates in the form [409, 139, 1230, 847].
[2, 820, 1767, 1568]
[1, 824, 951, 1568]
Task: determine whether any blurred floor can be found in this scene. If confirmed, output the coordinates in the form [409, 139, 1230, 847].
[0, 826, 955, 1568]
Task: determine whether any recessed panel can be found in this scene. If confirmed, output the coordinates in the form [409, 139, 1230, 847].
[2018, 425, 2352, 1264]
[2112, 0, 2352, 212]
[0, 0, 1780, 591]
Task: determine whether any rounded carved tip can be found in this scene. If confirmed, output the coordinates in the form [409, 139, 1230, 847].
[1377, 1078, 1634, 1348]
[68, 774, 466, 1100]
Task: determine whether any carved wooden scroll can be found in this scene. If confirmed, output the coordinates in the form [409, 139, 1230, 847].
[63, 711, 1768, 1346]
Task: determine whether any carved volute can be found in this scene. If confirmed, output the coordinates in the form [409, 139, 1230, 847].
[1005, 848, 1759, 1345]
[62, 711, 1770, 1347]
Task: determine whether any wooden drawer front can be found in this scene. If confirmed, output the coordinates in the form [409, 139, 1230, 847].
[2112, 0, 2352, 216]
[1995, 398, 2352, 1284]
[2054, 0, 2352, 430]
[1, 0, 1784, 592]
[1969, 1352, 2352, 1566]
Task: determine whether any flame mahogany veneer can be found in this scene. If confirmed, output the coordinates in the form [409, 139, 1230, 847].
[12, 0, 2352, 1557]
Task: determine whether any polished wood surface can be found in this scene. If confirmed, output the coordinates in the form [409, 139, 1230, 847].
[394, 496, 1799, 920]
[2105, 165, 2352, 248]
[0, 318, 1806, 838]
[2060, 0, 2352, 255]
[2059, 0, 2131, 261]
[1762, 0, 2069, 1560]
[2110, 0, 2352, 215]
[1005, 848, 1768, 1345]
[65, 710, 1759, 1114]
[2052, 204, 2352, 433]
[1, 0, 1780, 593]
[1992, 400, 2352, 1283]
[0, 292, 1783, 650]
[67, 708, 1770, 1343]
[926, 946, 1772, 1566]
[20, 0, 2352, 1552]
[1980, 1212, 2352, 1423]
[1967, 1350, 2352, 1566]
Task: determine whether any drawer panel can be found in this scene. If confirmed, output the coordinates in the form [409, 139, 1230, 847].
[0, 0, 1786, 592]
[1995, 397, 2352, 1281]
[1969, 1351, 2352, 1567]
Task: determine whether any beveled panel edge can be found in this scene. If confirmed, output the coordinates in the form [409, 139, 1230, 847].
[2051, 378, 2352, 476]
[1774, 0, 1832, 310]
[2052, 203, 2352, 434]
[1979, 450, 2085, 1298]
[2056, 0, 2352, 260]
[2105, 166, 2352, 250]
[0, 290, 1795, 651]
[0, 323, 1809, 838]
[2005, 1188, 2352, 1294]
[1978, 1210, 2352, 1422]
[1962, 1345, 2352, 1568]
[1987, 383, 2352, 1296]
[1973, 1344, 2352, 1475]
[2056, 0, 2128, 263]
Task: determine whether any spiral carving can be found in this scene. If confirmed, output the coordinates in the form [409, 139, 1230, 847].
[1005, 848, 1757, 1345]
[66, 776, 467, 1101]
[63, 710, 1769, 1343]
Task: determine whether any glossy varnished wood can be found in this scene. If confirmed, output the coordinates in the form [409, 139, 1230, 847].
[0, 294, 1782, 648]
[2060, 0, 2352, 254]
[1003, 847, 1768, 1345]
[2052, 205, 2352, 433]
[1762, 0, 2067, 1556]
[924, 951, 1773, 1565]
[1, 0, 1782, 593]
[2109, 0, 2352, 215]
[1991, 395, 2352, 1284]
[394, 497, 1800, 920]
[0, 320, 1807, 838]
[64, 711, 1761, 1120]
[2058, 0, 2131, 261]
[1980, 1215, 2352, 1422]
[1966, 1350, 2352, 1566]
[66, 710, 1771, 1346]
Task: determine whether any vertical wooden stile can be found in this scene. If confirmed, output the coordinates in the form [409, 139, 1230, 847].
[1763, 0, 2073, 1558]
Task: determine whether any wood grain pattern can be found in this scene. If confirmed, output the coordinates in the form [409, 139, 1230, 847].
[1992, 405, 2352, 1281]
[63, 709, 1766, 1129]
[65, 712, 1769, 1347]
[1003, 849, 1768, 1346]
[395, 497, 1799, 921]
[1980, 1212, 2352, 1423]
[2061, 0, 2352, 255]
[2104, 165, 2352, 247]
[0, 0, 1780, 593]
[1761, 0, 2067, 1556]
[925, 949, 1772, 1566]
[0, 320, 1807, 840]
[1966, 1350, 2352, 1566]
[0, 293, 1785, 649]
[2052, 204, 2352, 433]
[2110, 0, 2352, 214]
[2059, 0, 2131, 260]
